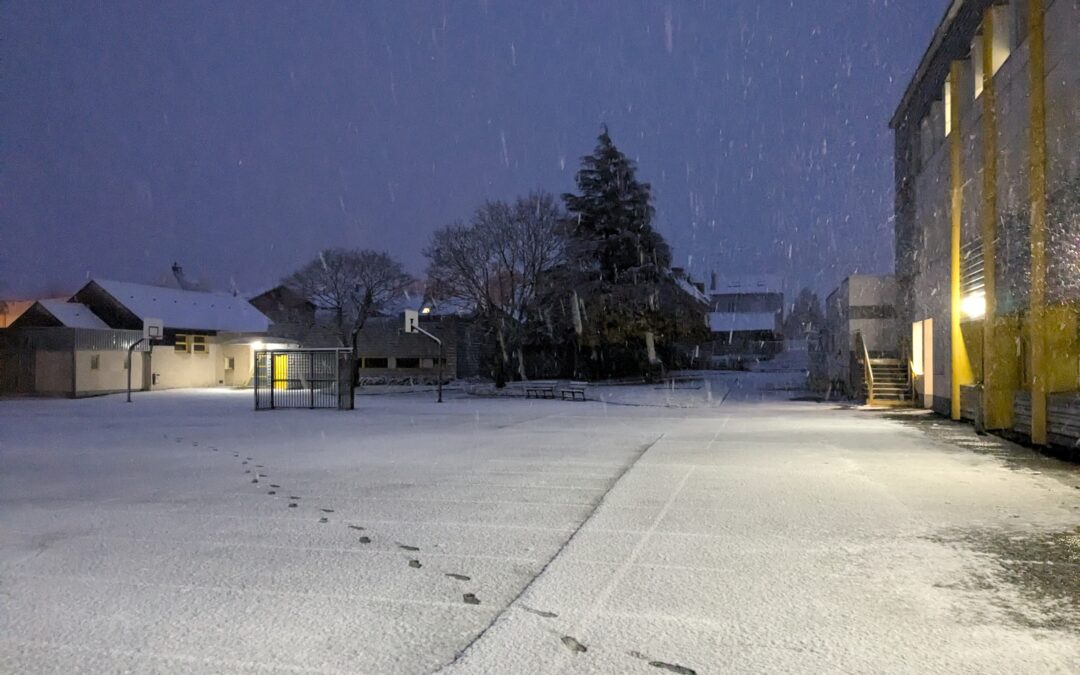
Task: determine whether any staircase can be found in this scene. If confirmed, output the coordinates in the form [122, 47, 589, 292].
[864, 358, 912, 407]
[854, 330, 912, 407]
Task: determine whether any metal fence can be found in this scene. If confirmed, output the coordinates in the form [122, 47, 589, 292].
[254, 349, 353, 410]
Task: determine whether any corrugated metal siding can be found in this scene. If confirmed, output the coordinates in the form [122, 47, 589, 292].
[0, 327, 147, 352]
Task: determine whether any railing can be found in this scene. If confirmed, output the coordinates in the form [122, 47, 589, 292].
[908, 359, 919, 404]
[856, 331, 874, 405]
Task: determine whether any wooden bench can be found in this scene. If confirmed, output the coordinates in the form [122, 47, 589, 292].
[559, 381, 588, 401]
[524, 381, 557, 399]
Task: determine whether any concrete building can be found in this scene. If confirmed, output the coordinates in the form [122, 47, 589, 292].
[1, 279, 275, 397]
[819, 275, 904, 401]
[703, 275, 784, 364]
[892, 0, 1079, 447]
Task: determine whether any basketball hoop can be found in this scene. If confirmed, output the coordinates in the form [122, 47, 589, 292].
[143, 318, 164, 342]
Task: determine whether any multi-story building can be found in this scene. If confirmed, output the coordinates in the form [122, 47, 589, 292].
[704, 274, 784, 364]
[892, 0, 1079, 447]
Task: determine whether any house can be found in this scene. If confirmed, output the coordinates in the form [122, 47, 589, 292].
[892, 0, 1079, 448]
[702, 274, 784, 364]
[663, 268, 712, 367]
[1, 279, 277, 397]
[819, 275, 902, 400]
[249, 285, 320, 344]
[249, 283, 492, 382]
[355, 295, 491, 382]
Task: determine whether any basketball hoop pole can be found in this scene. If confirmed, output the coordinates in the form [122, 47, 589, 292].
[127, 337, 147, 403]
[128, 319, 163, 403]
[405, 310, 443, 403]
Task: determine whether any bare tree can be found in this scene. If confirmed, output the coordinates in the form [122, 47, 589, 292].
[425, 191, 565, 384]
[285, 248, 413, 375]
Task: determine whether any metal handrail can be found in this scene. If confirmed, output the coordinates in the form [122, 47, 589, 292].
[908, 359, 919, 404]
[856, 331, 873, 404]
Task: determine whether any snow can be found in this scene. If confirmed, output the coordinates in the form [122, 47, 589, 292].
[708, 311, 779, 332]
[672, 276, 709, 305]
[36, 300, 110, 329]
[91, 278, 271, 333]
[709, 275, 783, 296]
[2, 372, 1079, 673]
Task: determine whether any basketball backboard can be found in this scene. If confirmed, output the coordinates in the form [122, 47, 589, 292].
[404, 309, 419, 334]
[143, 318, 164, 342]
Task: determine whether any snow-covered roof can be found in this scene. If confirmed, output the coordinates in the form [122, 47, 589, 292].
[673, 276, 710, 304]
[37, 300, 110, 329]
[710, 275, 783, 296]
[92, 279, 270, 333]
[709, 312, 779, 333]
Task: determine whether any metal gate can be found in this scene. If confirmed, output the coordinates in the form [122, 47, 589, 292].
[254, 349, 353, 410]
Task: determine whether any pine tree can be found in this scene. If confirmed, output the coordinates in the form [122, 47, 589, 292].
[563, 127, 670, 284]
[561, 127, 673, 378]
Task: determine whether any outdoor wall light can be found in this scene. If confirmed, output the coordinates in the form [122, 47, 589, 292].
[961, 292, 986, 319]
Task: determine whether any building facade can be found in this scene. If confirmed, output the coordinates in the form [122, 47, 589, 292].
[703, 275, 784, 364]
[893, 0, 1079, 444]
[820, 275, 901, 399]
[1, 279, 275, 397]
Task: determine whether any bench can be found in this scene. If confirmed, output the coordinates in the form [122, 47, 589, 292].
[524, 381, 557, 399]
[559, 381, 588, 401]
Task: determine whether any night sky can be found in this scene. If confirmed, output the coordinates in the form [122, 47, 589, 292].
[2, 1, 943, 299]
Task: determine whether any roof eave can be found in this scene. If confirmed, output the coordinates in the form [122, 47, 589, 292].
[890, 0, 966, 130]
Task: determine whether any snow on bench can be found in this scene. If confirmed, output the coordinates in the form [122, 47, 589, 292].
[524, 381, 558, 399]
[559, 381, 588, 401]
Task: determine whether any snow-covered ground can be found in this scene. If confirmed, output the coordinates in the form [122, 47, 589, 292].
[1, 373, 1078, 674]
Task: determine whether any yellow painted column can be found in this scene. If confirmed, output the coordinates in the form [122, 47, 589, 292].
[979, 10, 1011, 430]
[1028, 0, 1048, 445]
[950, 61, 974, 421]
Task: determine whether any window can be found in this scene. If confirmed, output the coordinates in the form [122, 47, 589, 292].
[396, 357, 421, 369]
[191, 335, 208, 354]
[943, 74, 952, 136]
[225, 356, 235, 370]
[362, 357, 388, 368]
[973, 34, 985, 98]
[90, 354, 100, 370]
[989, 5, 1012, 75]
[175, 334, 190, 352]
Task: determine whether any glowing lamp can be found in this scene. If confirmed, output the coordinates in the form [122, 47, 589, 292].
[961, 292, 986, 319]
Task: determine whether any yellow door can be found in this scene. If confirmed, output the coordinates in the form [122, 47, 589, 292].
[273, 354, 289, 390]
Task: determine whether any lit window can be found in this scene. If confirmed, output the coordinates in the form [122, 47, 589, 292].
[973, 34, 984, 98]
[943, 74, 952, 136]
[989, 5, 1012, 75]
